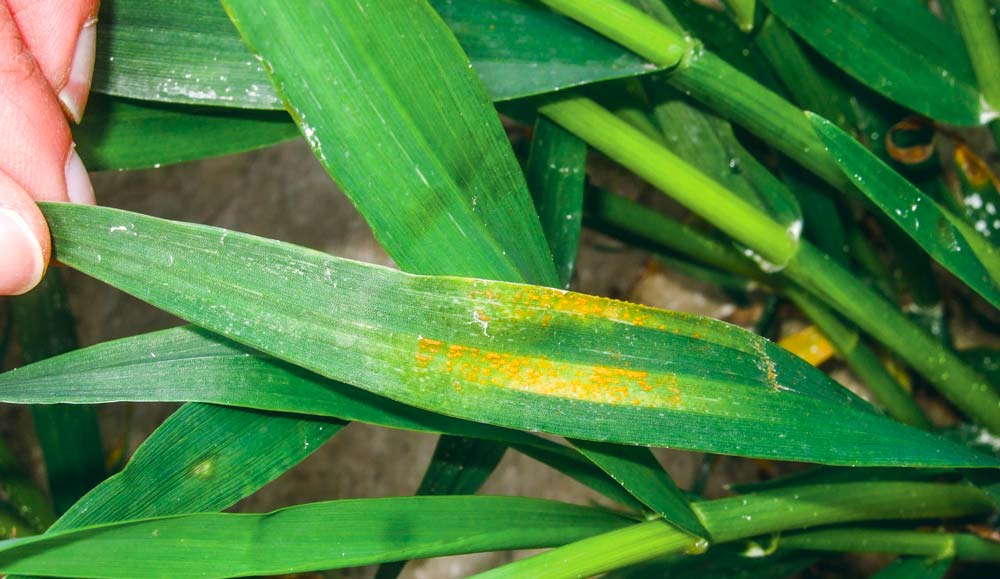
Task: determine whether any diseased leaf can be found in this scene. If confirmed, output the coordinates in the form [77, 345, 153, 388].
[763, 0, 984, 125]
[0, 497, 630, 579]
[19, 203, 1000, 468]
[93, 0, 661, 109]
[811, 113, 1000, 309]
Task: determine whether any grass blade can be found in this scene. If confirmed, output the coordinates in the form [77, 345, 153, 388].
[372, 435, 508, 579]
[49, 404, 343, 530]
[762, 0, 984, 125]
[872, 557, 952, 579]
[571, 440, 708, 539]
[811, 113, 1000, 309]
[22, 202, 1000, 468]
[526, 116, 587, 289]
[0, 496, 630, 578]
[94, 0, 662, 109]
[0, 326, 643, 509]
[75, 95, 298, 171]
[222, 0, 556, 285]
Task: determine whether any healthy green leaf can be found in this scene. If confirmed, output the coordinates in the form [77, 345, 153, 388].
[49, 404, 343, 530]
[222, 0, 556, 285]
[646, 88, 801, 233]
[779, 528, 1000, 561]
[763, 0, 985, 125]
[75, 95, 298, 171]
[372, 434, 509, 579]
[93, 0, 661, 109]
[25, 202, 1000, 468]
[571, 440, 707, 539]
[811, 113, 1000, 309]
[0, 497, 631, 578]
[872, 557, 952, 579]
[526, 116, 587, 289]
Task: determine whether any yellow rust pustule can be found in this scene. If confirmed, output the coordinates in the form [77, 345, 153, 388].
[414, 336, 683, 407]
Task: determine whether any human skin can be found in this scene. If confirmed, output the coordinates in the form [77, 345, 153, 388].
[0, 0, 99, 295]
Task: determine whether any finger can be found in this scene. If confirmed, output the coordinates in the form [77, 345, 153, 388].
[0, 3, 94, 295]
[0, 173, 49, 295]
[8, 0, 99, 122]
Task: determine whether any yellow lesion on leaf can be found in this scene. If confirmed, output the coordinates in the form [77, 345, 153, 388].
[468, 284, 658, 328]
[415, 337, 682, 407]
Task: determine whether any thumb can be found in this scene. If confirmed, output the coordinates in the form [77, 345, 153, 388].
[0, 173, 49, 296]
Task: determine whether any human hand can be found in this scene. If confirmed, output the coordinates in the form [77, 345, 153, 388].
[0, 0, 98, 295]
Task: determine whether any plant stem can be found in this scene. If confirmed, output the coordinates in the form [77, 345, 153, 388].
[786, 288, 931, 429]
[541, 98, 797, 267]
[471, 482, 996, 578]
[544, 0, 851, 191]
[471, 519, 699, 579]
[952, 0, 1000, 113]
[584, 189, 761, 280]
[537, 0, 689, 68]
[784, 243, 1000, 433]
[779, 528, 1000, 562]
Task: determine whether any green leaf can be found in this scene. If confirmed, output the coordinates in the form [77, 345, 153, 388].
[810, 113, 1000, 309]
[50, 404, 343, 530]
[222, 0, 556, 286]
[93, 0, 660, 109]
[872, 557, 952, 579]
[0, 325, 641, 510]
[0, 496, 630, 578]
[75, 95, 299, 171]
[763, 0, 984, 126]
[571, 440, 708, 539]
[373, 435, 509, 579]
[25, 202, 1000, 468]
[526, 116, 587, 289]
[646, 89, 801, 233]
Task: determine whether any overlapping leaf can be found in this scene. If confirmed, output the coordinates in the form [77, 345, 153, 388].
[763, 0, 984, 125]
[75, 95, 298, 171]
[16, 203, 999, 468]
[93, 0, 661, 109]
[0, 497, 630, 578]
[811, 114, 1000, 309]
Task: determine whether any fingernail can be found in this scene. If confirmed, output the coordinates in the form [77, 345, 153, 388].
[0, 208, 45, 295]
[58, 19, 97, 124]
[65, 147, 95, 205]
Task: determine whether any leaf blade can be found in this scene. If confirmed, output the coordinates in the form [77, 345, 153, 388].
[763, 0, 983, 125]
[810, 113, 1000, 309]
[28, 202, 999, 468]
[0, 496, 630, 578]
